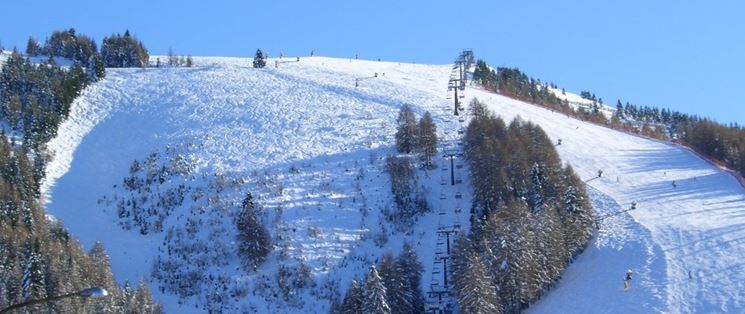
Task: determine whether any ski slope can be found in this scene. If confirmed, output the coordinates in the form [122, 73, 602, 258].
[39, 54, 745, 313]
[464, 89, 745, 313]
[40, 56, 471, 312]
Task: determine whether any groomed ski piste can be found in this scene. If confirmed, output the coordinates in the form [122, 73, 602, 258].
[39, 55, 745, 313]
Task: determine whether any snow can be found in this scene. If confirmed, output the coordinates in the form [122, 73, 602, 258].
[41, 56, 470, 312]
[465, 89, 745, 313]
[39, 54, 745, 313]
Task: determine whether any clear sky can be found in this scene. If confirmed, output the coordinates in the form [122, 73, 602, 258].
[2, 1, 743, 124]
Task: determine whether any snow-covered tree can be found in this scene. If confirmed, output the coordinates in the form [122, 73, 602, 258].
[337, 279, 363, 314]
[236, 192, 271, 270]
[395, 104, 417, 154]
[529, 162, 545, 211]
[393, 243, 424, 314]
[21, 239, 46, 300]
[417, 111, 437, 167]
[455, 253, 500, 314]
[362, 265, 390, 314]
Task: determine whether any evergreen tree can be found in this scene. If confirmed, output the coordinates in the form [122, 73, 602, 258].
[253, 49, 266, 68]
[21, 239, 46, 300]
[393, 243, 424, 314]
[236, 192, 271, 270]
[337, 279, 363, 314]
[395, 104, 417, 154]
[26, 37, 41, 56]
[455, 253, 500, 314]
[362, 265, 391, 314]
[89, 53, 106, 81]
[529, 162, 545, 211]
[416, 111, 437, 167]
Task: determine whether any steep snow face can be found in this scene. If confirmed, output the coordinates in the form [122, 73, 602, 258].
[41, 56, 474, 312]
[467, 89, 745, 313]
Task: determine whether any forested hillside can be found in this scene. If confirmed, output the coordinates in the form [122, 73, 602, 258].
[0, 30, 159, 313]
[473, 59, 745, 179]
[452, 99, 594, 313]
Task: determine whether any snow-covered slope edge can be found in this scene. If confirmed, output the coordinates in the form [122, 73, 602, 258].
[41, 56, 475, 312]
[467, 89, 745, 313]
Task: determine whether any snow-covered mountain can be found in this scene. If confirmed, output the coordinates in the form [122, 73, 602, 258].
[41, 55, 745, 313]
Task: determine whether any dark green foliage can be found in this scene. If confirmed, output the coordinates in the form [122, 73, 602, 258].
[385, 156, 429, 228]
[417, 111, 437, 167]
[253, 49, 266, 68]
[25, 37, 41, 57]
[40, 28, 98, 66]
[0, 38, 160, 312]
[475, 58, 745, 180]
[395, 104, 417, 154]
[392, 243, 425, 314]
[101, 30, 150, 67]
[395, 105, 438, 166]
[335, 245, 424, 314]
[362, 265, 390, 314]
[90, 53, 106, 81]
[236, 192, 271, 270]
[0, 50, 90, 149]
[337, 279, 363, 314]
[457, 101, 594, 312]
[453, 249, 500, 314]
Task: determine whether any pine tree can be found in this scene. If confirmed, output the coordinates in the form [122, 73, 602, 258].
[236, 192, 271, 270]
[529, 162, 545, 211]
[88, 241, 117, 288]
[21, 239, 46, 300]
[417, 111, 437, 168]
[393, 243, 424, 314]
[455, 253, 501, 314]
[337, 279, 363, 314]
[94, 53, 106, 79]
[395, 104, 417, 153]
[253, 49, 266, 68]
[26, 37, 41, 56]
[362, 265, 390, 314]
[560, 165, 594, 254]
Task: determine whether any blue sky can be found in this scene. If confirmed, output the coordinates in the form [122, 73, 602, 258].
[2, 0, 743, 124]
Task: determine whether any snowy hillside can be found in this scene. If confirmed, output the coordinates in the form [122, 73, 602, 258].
[465, 89, 745, 313]
[40, 54, 745, 313]
[41, 56, 472, 312]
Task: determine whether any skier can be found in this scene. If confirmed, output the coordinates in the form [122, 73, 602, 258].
[624, 269, 633, 290]
[598, 169, 603, 178]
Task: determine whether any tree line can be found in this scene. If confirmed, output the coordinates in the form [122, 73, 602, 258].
[1, 31, 160, 312]
[395, 104, 437, 168]
[26, 28, 148, 69]
[383, 104, 438, 229]
[333, 243, 424, 314]
[475, 58, 745, 180]
[453, 99, 595, 313]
